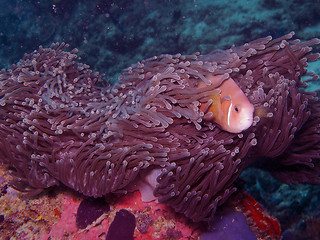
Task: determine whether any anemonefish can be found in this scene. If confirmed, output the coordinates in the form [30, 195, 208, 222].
[198, 75, 254, 133]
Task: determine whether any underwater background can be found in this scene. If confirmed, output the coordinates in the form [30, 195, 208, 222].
[0, 0, 320, 239]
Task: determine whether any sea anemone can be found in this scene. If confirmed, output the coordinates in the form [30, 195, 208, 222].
[0, 32, 319, 222]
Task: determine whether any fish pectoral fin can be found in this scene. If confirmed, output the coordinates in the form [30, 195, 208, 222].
[203, 91, 222, 120]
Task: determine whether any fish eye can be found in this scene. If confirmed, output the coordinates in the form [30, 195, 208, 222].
[234, 106, 239, 112]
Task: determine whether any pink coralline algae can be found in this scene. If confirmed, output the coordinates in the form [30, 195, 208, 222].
[0, 32, 320, 223]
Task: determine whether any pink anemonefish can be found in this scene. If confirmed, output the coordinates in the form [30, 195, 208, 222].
[198, 75, 254, 133]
